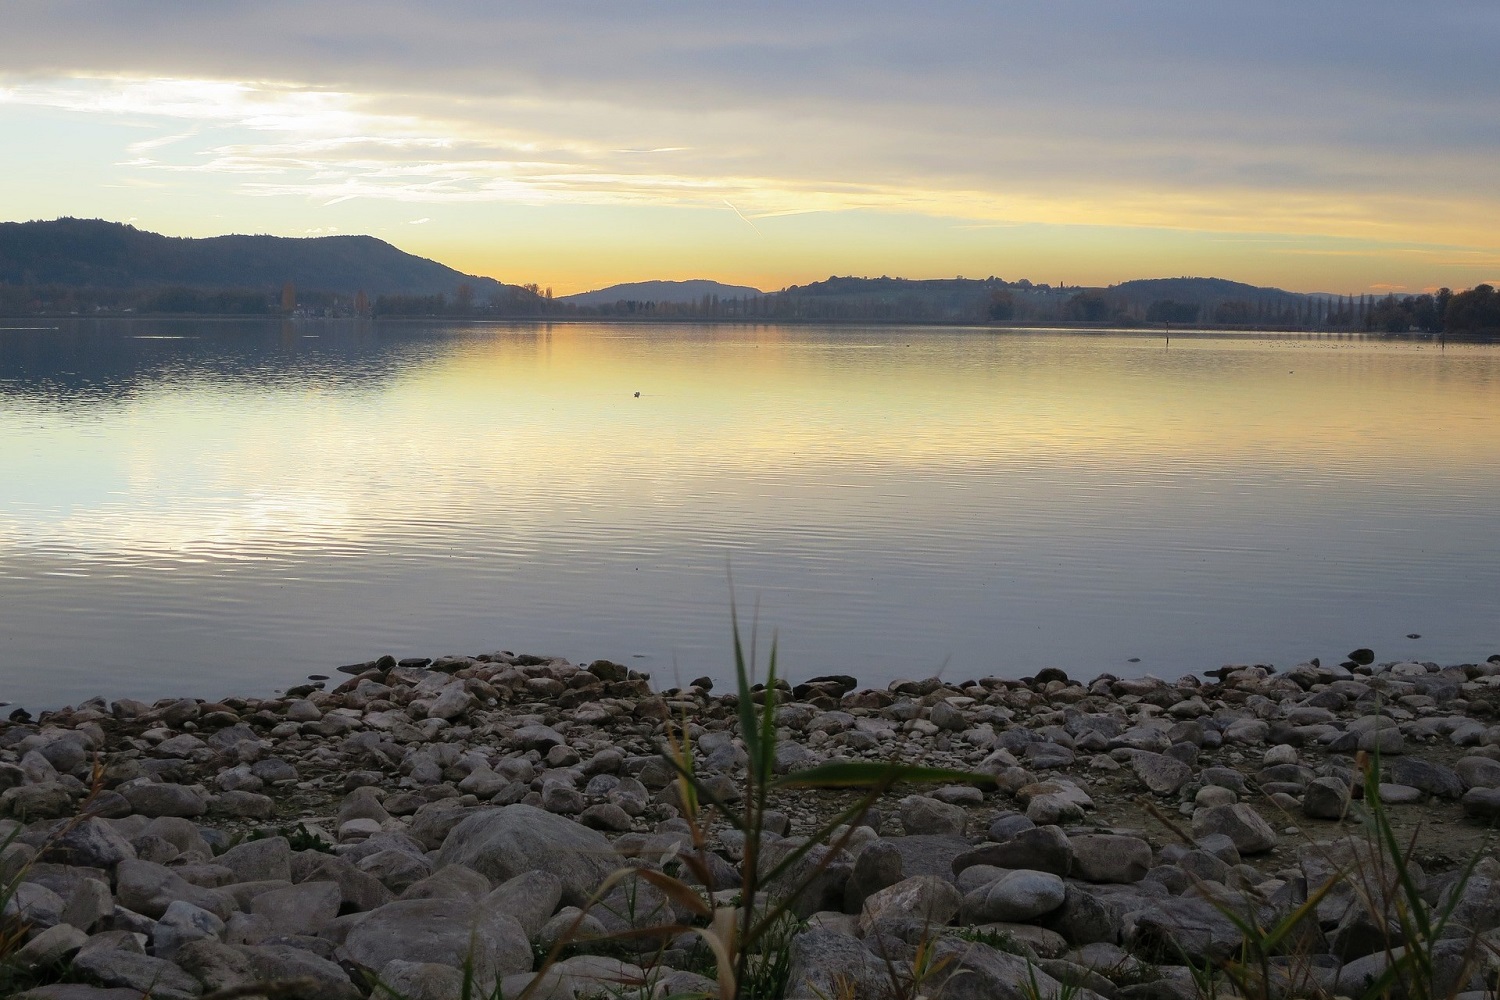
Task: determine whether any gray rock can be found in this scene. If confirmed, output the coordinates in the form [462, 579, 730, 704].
[297, 853, 395, 913]
[120, 782, 207, 818]
[153, 899, 224, 959]
[760, 839, 853, 918]
[61, 878, 114, 932]
[987, 812, 1035, 841]
[844, 837, 903, 911]
[408, 800, 471, 851]
[1038, 885, 1120, 945]
[1069, 834, 1151, 884]
[1, 782, 77, 819]
[243, 943, 362, 1000]
[1458, 756, 1500, 790]
[13, 983, 155, 999]
[1302, 777, 1352, 820]
[540, 782, 585, 814]
[578, 802, 634, 831]
[785, 927, 893, 1000]
[399, 864, 492, 902]
[1123, 893, 1255, 962]
[373, 960, 466, 1000]
[929, 937, 1087, 1000]
[1358, 727, 1405, 754]
[930, 701, 968, 731]
[139, 816, 212, 860]
[358, 849, 435, 894]
[482, 870, 563, 938]
[1131, 752, 1191, 796]
[170, 939, 258, 994]
[536, 906, 607, 953]
[858, 875, 962, 935]
[962, 869, 1066, 923]
[40, 818, 135, 870]
[244, 880, 341, 941]
[1377, 783, 1424, 804]
[341, 898, 531, 986]
[113, 859, 235, 921]
[1386, 757, 1463, 798]
[427, 685, 471, 721]
[1024, 742, 1077, 769]
[437, 804, 615, 907]
[13, 923, 88, 971]
[1190, 803, 1278, 855]
[214, 836, 291, 883]
[859, 834, 959, 891]
[1333, 939, 1473, 1000]
[71, 946, 203, 999]
[512, 725, 566, 752]
[501, 954, 650, 1000]
[1462, 786, 1500, 819]
[954, 825, 1073, 877]
[210, 790, 274, 819]
[898, 794, 968, 836]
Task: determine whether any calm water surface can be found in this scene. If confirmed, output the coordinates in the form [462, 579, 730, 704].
[2, 319, 1498, 709]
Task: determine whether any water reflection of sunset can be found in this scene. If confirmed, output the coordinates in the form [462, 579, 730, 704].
[4, 326, 1499, 564]
[3, 322, 1499, 709]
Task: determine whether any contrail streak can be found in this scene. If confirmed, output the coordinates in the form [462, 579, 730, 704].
[723, 199, 763, 236]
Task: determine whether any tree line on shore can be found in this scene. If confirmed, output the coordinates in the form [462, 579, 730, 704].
[4, 276, 1498, 334]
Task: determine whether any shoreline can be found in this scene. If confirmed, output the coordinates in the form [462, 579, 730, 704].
[6, 649, 1500, 997]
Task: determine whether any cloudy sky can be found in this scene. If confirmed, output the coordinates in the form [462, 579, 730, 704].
[2, 1, 1495, 294]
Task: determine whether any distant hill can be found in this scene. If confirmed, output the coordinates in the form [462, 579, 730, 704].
[559, 279, 763, 307]
[1107, 276, 1305, 310]
[0, 218, 513, 298]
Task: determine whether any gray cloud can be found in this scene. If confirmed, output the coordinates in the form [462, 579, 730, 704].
[2, 1, 1496, 239]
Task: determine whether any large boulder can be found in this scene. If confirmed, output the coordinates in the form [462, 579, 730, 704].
[785, 928, 894, 999]
[929, 937, 1101, 1000]
[120, 783, 207, 818]
[483, 870, 563, 938]
[858, 875, 962, 935]
[1190, 803, 1278, 855]
[1069, 834, 1151, 884]
[437, 804, 616, 906]
[954, 825, 1073, 877]
[115, 858, 235, 920]
[898, 795, 968, 836]
[1132, 752, 1191, 796]
[961, 870, 1066, 924]
[341, 898, 531, 987]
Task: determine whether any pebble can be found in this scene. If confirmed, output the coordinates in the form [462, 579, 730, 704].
[4, 649, 1500, 999]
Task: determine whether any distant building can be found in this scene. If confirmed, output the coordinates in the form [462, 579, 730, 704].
[281, 282, 296, 314]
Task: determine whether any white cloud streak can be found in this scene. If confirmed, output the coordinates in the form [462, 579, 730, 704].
[0, 2, 1496, 258]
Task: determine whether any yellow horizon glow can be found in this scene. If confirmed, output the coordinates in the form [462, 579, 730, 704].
[1, 73, 1498, 297]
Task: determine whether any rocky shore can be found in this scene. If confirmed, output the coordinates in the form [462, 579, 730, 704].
[5, 649, 1500, 999]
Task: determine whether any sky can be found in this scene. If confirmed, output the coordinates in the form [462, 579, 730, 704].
[1, 1, 1497, 296]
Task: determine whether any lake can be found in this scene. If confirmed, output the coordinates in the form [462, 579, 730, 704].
[2, 319, 1498, 710]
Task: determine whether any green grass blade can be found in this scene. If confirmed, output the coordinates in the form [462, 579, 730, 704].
[730, 603, 763, 782]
